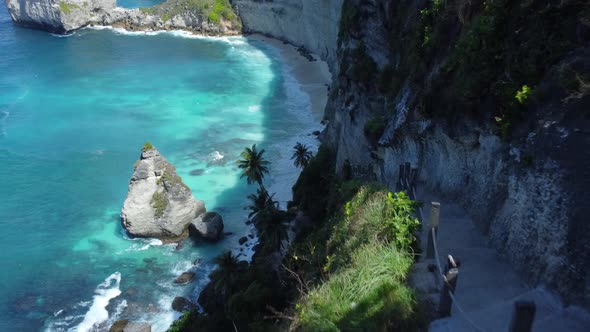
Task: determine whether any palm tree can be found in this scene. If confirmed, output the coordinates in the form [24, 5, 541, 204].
[211, 250, 240, 294]
[291, 142, 313, 169]
[237, 144, 270, 186]
[245, 187, 277, 219]
[258, 211, 289, 253]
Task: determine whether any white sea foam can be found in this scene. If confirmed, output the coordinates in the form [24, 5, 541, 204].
[73, 272, 122, 332]
[247, 105, 261, 113]
[119, 237, 163, 253]
[51, 33, 75, 38]
[84, 25, 247, 46]
[103, 299, 128, 330]
[266, 55, 321, 210]
[170, 260, 194, 276]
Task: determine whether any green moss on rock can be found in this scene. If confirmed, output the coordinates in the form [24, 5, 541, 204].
[151, 190, 168, 218]
[59, 2, 80, 15]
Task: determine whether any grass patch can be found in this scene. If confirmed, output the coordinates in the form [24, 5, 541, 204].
[142, 141, 154, 152]
[151, 190, 168, 218]
[207, 0, 234, 23]
[59, 2, 80, 15]
[139, 7, 157, 14]
[157, 164, 189, 190]
[150, 0, 239, 26]
[297, 242, 419, 331]
[290, 186, 423, 331]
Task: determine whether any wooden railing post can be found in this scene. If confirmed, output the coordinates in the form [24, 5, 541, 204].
[426, 202, 441, 259]
[509, 301, 536, 332]
[439, 263, 459, 317]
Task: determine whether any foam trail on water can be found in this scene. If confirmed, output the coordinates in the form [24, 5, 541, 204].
[74, 272, 122, 332]
[84, 25, 247, 46]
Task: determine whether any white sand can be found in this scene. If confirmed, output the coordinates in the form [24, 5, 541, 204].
[247, 34, 332, 122]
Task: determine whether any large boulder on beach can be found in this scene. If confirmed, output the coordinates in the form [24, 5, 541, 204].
[121, 143, 206, 240]
[189, 212, 224, 240]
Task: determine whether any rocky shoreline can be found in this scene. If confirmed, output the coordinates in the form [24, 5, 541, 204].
[5, 0, 241, 34]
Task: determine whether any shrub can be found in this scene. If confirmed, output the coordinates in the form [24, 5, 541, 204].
[142, 141, 154, 152]
[208, 0, 233, 23]
[515, 85, 533, 104]
[297, 242, 421, 331]
[290, 185, 424, 331]
[151, 191, 168, 218]
[326, 188, 420, 271]
[58, 2, 79, 15]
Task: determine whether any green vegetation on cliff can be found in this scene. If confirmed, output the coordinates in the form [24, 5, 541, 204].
[141, 141, 154, 152]
[58, 2, 80, 15]
[139, 0, 240, 27]
[169, 146, 424, 331]
[151, 190, 167, 218]
[291, 187, 422, 331]
[338, 0, 588, 140]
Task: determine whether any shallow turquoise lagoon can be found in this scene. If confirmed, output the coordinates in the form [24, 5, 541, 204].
[0, 5, 320, 331]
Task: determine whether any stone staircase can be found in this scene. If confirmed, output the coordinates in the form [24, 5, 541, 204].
[409, 185, 590, 332]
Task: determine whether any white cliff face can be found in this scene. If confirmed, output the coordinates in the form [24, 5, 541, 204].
[121, 146, 206, 240]
[4, 0, 241, 34]
[234, 0, 343, 73]
[5, 0, 63, 31]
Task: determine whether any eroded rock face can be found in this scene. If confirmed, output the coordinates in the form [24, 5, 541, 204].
[234, 0, 343, 73]
[121, 145, 206, 240]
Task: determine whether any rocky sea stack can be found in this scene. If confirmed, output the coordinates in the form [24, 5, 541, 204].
[121, 143, 221, 241]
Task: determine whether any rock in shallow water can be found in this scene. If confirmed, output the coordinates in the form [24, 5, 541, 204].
[189, 169, 205, 176]
[172, 297, 196, 312]
[174, 271, 196, 284]
[120, 144, 206, 240]
[109, 320, 151, 332]
[189, 212, 224, 240]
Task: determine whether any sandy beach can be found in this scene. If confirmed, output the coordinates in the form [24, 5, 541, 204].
[247, 34, 332, 122]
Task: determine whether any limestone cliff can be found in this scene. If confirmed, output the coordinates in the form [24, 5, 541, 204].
[234, 0, 343, 72]
[321, 0, 590, 308]
[121, 144, 207, 241]
[5, 0, 241, 34]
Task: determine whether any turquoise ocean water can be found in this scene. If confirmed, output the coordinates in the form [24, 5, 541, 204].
[0, 4, 320, 331]
[117, 0, 164, 9]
